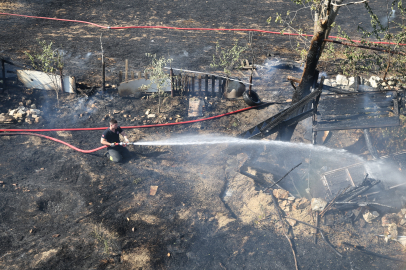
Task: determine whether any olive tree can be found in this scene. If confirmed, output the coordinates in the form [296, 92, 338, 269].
[273, 0, 406, 141]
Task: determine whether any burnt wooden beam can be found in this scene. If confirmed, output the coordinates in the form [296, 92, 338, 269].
[211, 75, 215, 97]
[314, 116, 400, 131]
[204, 74, 208, 96]
[1, 59, 6, 92]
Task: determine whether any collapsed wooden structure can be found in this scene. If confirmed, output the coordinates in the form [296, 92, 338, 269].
[239, 75, 405, 142]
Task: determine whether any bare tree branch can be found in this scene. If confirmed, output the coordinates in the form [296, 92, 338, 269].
[331, 0, 367, 7]
[324, 39, 406, 56]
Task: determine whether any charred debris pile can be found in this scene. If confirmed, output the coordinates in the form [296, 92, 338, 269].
[238, 158, 406, 265]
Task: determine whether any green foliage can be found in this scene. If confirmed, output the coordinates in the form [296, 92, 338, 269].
[91, 224, 117, 255]
[327, 1, 406, 78]
[210, 41, 247, 76]
[143, 54, 173, 112]
[143, 53, 173, 95]
[24, 40, 64, 104]
[24, 39, 63, 74]
[133, 177, 142, 184]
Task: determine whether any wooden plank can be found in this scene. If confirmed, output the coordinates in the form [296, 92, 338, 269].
[211, 75, 216, 96]
[319, 98, 393, 108]
[321, 90, 396, 98]
[125, 59, 128, 81]
[318, 107, 392, 116]
[192, 75, 195, 95]
[314, 116, 399, 131]
[319, 112, 391, 121]
[217, 77, 222, 98]
[198, 75, 202, 96]
[205, 74, 208, 96]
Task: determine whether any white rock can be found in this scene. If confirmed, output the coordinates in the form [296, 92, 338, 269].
[323, 79, 332, 86]
[348, 77, 355, 86]
[369, 76, 381, 88]
[363, 210, 380, 223]
[388, 80, 396, 86]
[311, 198, 327, 212]
[8, 109, 16, 116]
[336, 74, 349, 86]
[30, 109, 42, 115]
[147, 114, 156, 118]
[145, 109, 151, 115]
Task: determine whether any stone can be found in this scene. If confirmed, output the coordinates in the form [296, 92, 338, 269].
[382, 213, 398, 227]
[388, 223, 398, 240]
[388, 80, 396, 86]
[293, 198, 310, 210]
[336, 74, 349, 86]
[273, 189, 289, 200]
[247, 167, 257, 176]
[145, 109, 151, 115]
[147, 114, 156, 118]
[363, 210, 379, 223]
[26, 100, 32, 106]
[369, 76, 381, 88]
[19, 102, 24, 106]
[323, 79, 332, 86]
[348, 77, 355, 87]
[287, 218, 297, 227]
[0, 115, 15, 123]
[311, 198, 327, 212]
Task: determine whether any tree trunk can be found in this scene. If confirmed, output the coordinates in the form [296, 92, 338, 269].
[277, 0, 342, 141]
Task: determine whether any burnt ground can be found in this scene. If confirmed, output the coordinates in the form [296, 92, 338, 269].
[1, 0, 406, 269]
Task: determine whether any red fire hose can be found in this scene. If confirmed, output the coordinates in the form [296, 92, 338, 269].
[0, 132, 107, 153]
[0, 104, 268, 153]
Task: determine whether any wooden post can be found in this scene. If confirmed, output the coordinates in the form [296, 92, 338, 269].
[102, 61, 105, 92]
[185, 75, 189, 95]
[59, 68, 64, 94]
[211, 75, 216, 97]
[205, 74, 209, 96]
[125, 59, 128, 82]
[138, 71, 142, 79]
[249, 72, 253, 94]
[222, 79, 227, 98]
[394, 97, 399, 116]
[131, 71, 134, 80]
[192, 75, 195, 96]
[1, 59, 6, 92]
[217, 77, 222, 98]
[170, 68, 174, 97]
[118, 71, 122, 84]
[198, 75, 202, 96]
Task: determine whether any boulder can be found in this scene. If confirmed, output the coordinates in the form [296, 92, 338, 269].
[336, 74, 349, 86]
[363, 210, 379, 223]
[273, 189, 289, 200]
[369, 76, 381, 88]
[381, 213, 398, 227]
[293, 198, 310, 210]
[311, 198, 327, 212]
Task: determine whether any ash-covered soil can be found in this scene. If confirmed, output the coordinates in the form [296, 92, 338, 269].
[1, 0, 406, 269]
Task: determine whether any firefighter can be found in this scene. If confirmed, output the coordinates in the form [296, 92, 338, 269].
[100, 118, 130, 162]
